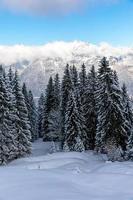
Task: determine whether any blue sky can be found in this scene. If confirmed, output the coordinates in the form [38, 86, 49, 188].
[0, 0, 133, 46]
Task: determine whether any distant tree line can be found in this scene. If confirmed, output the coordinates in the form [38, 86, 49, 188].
[1, 57, 133, 164]
[37, 57, 133, 161]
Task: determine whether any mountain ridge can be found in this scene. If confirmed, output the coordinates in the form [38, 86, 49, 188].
[0, 41, 133, 96]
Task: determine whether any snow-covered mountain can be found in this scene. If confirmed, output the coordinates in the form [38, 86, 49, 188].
[1, 41, 133, 96]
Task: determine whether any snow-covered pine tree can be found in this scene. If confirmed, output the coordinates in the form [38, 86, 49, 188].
[70, 65, 79, 88]
[63, 86, 86, 152]
[79, 63, 87, 102]
[13, 71, 31, 157]
[121, 83, 133, 159]
[22, 83, 30, 119]
[48, 74, 62, 142]
[8, 66, 14, 83]
[5, 68, 19, 160]
[37, 93, 45, 138]
[53, 73, 61, 110]
[83, 65, 97, 150]
[96, 57, 127, 161]
[61, 64, 72, 136]
[48, 110, 62, 142]
[0, 66, 14, 164]
[42, 76, 55, 141]
[28, 90, 38, 141]
[22, 83, 37, 142]
[22, 83, 30, 109]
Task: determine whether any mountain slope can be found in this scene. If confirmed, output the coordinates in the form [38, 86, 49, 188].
[1, 41, 133, 96]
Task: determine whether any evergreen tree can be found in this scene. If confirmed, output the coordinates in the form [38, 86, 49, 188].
[28, 90, 37, 141]
[63, 87, 86, 152]
[42, 76, 55, 141]
[22, 83, 37, 141]
[22, 83, 29, 106]
[70, 65, 79, 87]
[79, 63, 87, 101]
[6, 68, 19, 160]
[0, 66, 17, 164]
[96, 57, 127, 161]
[61, 64, 72, 136]
[121, 83, 133, 159]
[37, 93, 45, 138]
[48, 110, 62, 142]
[8, 67, 14, 83]
[53, 73, 61, 110]
[48, 74, 62, 142]
[83, 66, 97, 150]
[13, 71, 31, 157]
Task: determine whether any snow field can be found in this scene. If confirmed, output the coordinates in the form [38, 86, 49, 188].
[0, 140, 133, 200]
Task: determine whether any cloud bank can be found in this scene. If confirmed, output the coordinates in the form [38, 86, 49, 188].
[1, 0, 119, 15]
[0, 41, 132, 66]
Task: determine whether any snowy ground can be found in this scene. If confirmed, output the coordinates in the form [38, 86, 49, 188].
[0, 140, 133, 200]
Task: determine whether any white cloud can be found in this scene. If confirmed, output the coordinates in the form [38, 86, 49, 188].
[1, 0, 120, 15]
[0, 41, 131, 65]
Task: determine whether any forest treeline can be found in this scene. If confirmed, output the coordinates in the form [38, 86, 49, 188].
[38, 57, 133, 161]
[0, 57, 133, 164]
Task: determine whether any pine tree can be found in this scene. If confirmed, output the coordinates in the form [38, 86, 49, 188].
[22, 83, 29, 107]
[13, 71, 31, 157]
[121, 83, 133, 159]
[83, 66, 97, 150]
[43, 76, 55, 141]
[48, 110, 62, 141]
[70, 65, 79, 88]
[8, 67, 14, 83]
[28, 90, 37, 141]
[0, 66, 17, 164]
[96, 57, 127, 161]
[79, 63, 87, 101]
[37, 93, 45, 138]
[48, 74, 62, 142]
[6, 68, 19, 160]
[61, 64, 72, 136]
[53, 73, 61, 110]
[63, 87, 86, 152]
[22, 83, 37, 142]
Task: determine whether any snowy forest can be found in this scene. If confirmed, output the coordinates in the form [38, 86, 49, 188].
[1, 57, 133, 165]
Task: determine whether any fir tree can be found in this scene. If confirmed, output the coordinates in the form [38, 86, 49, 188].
[61, 64, 72, 136]
[13, 71, 31, 157]
[22, 84, 37, 141]
[121, 83, 133, 159]
[22, 83, 30, 115]
[53, 73, 61, 110]
[48, 74, 62, 142]
[79, 63, 87, 101]
[96, 57, 127, 161]
[48, 110, 62, 141]
[0, 66, 17, 164]
[43, 76, 55, 141]
[37, 93, 45, 138]
[8, 67, 14, 83]
[83, 66, 97, 150]
[6, 68, 19, 160]
[70, 65, 79, 88]
[63, 87, 86, 152]
[28, 90, 37, 141]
